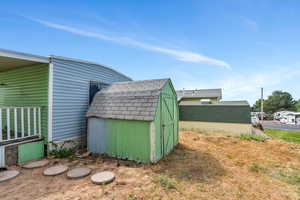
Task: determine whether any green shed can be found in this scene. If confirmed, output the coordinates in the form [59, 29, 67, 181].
[86, 78, 179, 163]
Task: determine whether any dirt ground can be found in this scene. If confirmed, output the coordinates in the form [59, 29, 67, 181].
[1, 131, 300, 200]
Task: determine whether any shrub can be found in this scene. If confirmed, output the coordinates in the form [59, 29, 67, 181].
[48, 140, 76, 158]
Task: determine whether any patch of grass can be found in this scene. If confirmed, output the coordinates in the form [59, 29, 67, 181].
[270, 166, 300, 199]
[236, 134, 267, 142]
[274, 169, 300, 185]
[249, 163, 267, 173]
[154, 175, 176, 189]
[265, 129, 300, 144]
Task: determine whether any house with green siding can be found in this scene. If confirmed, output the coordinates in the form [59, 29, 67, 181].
[86, 79, 179, 163]
[0, 49, 131, 167]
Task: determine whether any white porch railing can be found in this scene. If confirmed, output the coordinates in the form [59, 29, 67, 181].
[0, 107, 41, 143]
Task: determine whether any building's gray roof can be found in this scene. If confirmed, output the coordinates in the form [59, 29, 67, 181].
[179, 100, 249, 106]
[176, 89, 222, 101]
[86, 78, 169, 121]
[217, 101, 249, 105]
[0, 48, 131, 80]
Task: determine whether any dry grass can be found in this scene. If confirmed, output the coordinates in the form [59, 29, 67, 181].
[1, 131, 300, 200]
[180, 121, 252, 135]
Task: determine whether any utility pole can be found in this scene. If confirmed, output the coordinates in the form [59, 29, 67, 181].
[261, 87, 264, 121]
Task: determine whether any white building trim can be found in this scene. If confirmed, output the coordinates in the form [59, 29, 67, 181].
[47, 61, 54, 143]
[0, 48, 49, 63]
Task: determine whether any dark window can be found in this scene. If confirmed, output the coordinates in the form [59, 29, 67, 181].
[89, 81, 109, 105]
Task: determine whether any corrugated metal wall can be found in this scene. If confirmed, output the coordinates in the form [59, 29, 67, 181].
[179, 105, 251, 123]
[51, 57, 131, 141]
[88, 118, 151, 163]
[88, 118, 107, 153]
[0, 64, 49, 142]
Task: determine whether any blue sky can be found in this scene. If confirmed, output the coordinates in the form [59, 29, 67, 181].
[1, 0, 300, 104]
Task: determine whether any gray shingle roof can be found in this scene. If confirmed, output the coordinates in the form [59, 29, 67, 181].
[176, 89, 222, 101]
[86, 78, 169, 121]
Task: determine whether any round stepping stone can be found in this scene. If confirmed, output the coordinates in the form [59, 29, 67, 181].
[43, 165, 69, 176]
[67, 168, 92, 179]
[91, 171, 115, 185]
[0, 170, 20, 182]
[22, 160, 49, 169]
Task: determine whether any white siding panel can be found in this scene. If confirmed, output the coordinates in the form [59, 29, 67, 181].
[51, 58, 131, 141]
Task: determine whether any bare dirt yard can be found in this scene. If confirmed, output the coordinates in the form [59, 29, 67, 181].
[1, 131, 300, 200]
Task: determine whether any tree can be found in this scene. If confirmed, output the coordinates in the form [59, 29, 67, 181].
[295, 99, 300, 112]
[253, 90, 296, 114]
[253, 99, 264, 112]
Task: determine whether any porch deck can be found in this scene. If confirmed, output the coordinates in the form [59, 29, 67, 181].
[0, 106, 42, 144]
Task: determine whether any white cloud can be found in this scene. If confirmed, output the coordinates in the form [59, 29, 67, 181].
[172, 66, 300, 104]
[29, 18, 231, 69]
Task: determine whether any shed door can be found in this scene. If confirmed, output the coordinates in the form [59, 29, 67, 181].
[161, 94, 176, 156]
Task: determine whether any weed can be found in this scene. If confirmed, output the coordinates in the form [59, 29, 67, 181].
[68, 155, 76, 161]
[127, 194, 138, 200]
[49, 140, 76, 158]
[177, 170, 191, 179]
[180, 128, 188, 131]
[249, 163, 267, 173]
[236, 134, 267, 142]
[236, 191, 243, 199]
[155, 175, 176, 189]
[197, 184, 206, 192]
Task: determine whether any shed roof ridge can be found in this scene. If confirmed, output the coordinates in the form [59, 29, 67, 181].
[111, 78, 169, 84]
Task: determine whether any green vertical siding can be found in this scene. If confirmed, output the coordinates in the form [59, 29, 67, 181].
[179, 105, 251, 123]
[106, 119, 151, 163]
[18, 140, 44, 163]
[154, 80, 179, 161]
[0, 64, 49, 142]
